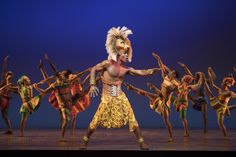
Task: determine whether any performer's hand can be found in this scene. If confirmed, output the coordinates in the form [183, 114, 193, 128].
[178, 62, 185, 67]
[147, 68, 160, 75]
[89, 85, 99, 97]
[152, 52, 160, 60]
[234, 67, 236, 73]
[4, 56, 10, 62]
[147, 82, 155, 90]
[44, 53, 49, 60]
[38, 60, 43, 69]
[208, 67, 216, 80]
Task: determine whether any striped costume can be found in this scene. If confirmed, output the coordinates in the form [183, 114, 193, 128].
[48, 83, 72, 121]
[70, 84, 90, 117]
[19, 86, 42, 117]
[210, 97, 230, 117]
[149, 97, 170, 116]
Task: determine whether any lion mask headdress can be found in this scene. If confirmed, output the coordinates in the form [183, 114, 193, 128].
[105, 26, 133, 62]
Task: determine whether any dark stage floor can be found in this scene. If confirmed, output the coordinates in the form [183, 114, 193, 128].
[0, 128, 235, 151]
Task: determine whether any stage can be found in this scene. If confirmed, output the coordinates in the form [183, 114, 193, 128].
[0, 128, 235, 151]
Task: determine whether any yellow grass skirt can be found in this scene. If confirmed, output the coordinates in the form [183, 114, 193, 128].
[89, 92, 138, 132]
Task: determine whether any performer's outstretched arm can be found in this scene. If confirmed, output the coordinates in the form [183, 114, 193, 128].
[152, 52, 166, 79]
[0, 83, 12, 92]
[208, 67, 221, 93]
[1, 56, 9, 86]
[204, 80, 214, 98]
[128, 67, 160, 76]
[75, 68, 91, 78]
[189, 72, 203, 91]
[230, 91, 236, 99]
[38, 60, 52, 86]
[178, 62, 193, 77]
[163, 65, 172, 74]
[44, 54, 58, 74]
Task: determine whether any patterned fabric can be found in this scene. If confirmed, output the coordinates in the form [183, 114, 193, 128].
[71, 84, 82, 96]
[210, 97, 230, 116]
[48, 83, 71, 110]
[89, 92, 138, 132]
[48, 91, 59, 109]
[174, 98, 188, 112]
[20, 95, 42, 115]
[71, 94, 90, 117]
[149, 97, 170, 115]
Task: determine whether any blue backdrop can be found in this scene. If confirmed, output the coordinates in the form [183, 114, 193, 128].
[1, 0, 236, 129]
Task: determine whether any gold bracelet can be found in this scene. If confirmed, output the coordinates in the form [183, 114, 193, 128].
[90, 79, 95, 85]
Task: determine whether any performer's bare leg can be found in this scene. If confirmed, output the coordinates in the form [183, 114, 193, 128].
[59, 110, 68, 142]
[205, 81, 214, 99]
[124, 82, 157, 100]
[80, 127, 96, 150]
[125, 82, 173, 142]
[133, 127, 149, 150]
[20, 114, 28, 137]
[1, 108, 13, 134]
[202, 103, 207, 133]
[163, 109, 173, 142]
[180, 108, 189, 137]
[71, 116, 76, 135]
[217, 114, 227, 137]
[182, 118, 189, 137]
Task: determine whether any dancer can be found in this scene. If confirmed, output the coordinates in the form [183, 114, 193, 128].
[205, 67, 236, 137]
[37, 54, 91, 142]
[80, 26, 159, 150]
[178, 62, 209, 133]
[0, 56, 17, 134]
[150, 52, 181, 141]
[173, 65, 204, 137]
[18, 75, 52, 137]
[124, 82, 174, 142]
[69, 72, 101, 135]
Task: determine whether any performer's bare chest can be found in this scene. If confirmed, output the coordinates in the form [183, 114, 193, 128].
[106, 64, 128, 78]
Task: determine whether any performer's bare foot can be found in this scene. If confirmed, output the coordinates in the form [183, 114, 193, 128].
[79, 141, 88, 150]
[139, 142, 149, 150]
[59, 138, 67, 143]
[20, 132, 24, 137]
[70, 130, 75, 136]
[168, 138, 174, 142]
[223, 136, 228, 140]
[5, 130, 13, 135]
[184, 132, 189, 137]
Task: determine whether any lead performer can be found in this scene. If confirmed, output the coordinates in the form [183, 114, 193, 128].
[80, 26, 159, 150]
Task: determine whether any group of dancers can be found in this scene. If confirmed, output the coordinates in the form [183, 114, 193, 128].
[0, 26, 236, 150]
